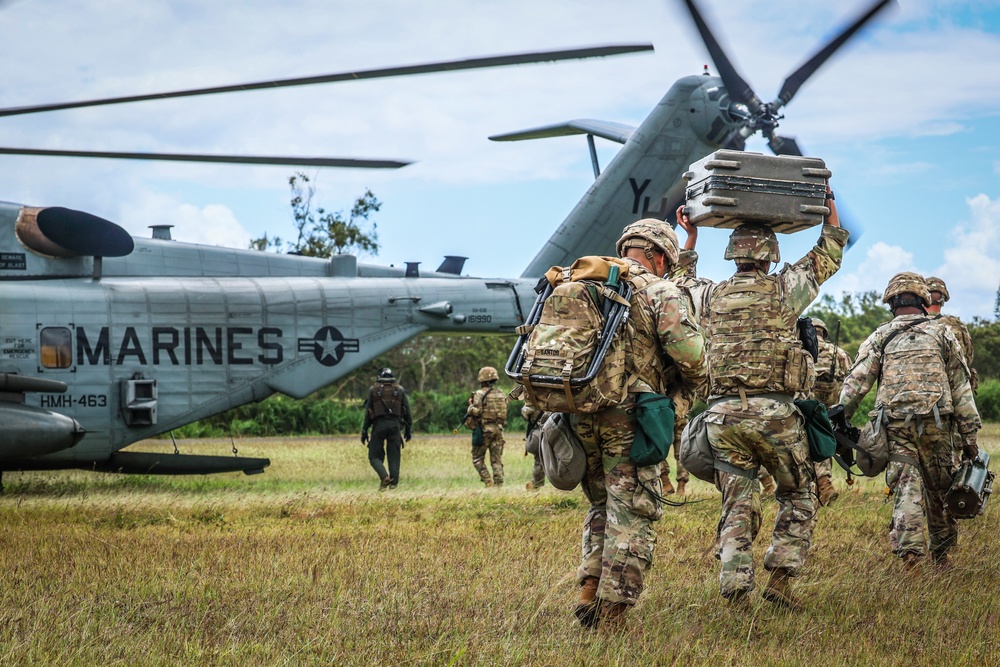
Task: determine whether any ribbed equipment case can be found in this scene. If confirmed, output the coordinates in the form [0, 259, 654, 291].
[682, 150, 832, 233]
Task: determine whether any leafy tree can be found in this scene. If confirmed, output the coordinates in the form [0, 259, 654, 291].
[969, 318, 1000, 382]
[804, 290, 892, 358]
[251, 172, 381, 258]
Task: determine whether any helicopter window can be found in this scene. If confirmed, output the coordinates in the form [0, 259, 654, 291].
[40, 327, 73, 369]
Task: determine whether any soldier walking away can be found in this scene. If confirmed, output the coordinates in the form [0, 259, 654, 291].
[466, 366, 508, 487]
[837, 272, 981, 573]
[522, 404, 548, 491]
[809, 317, 853, 505]
[573, 219, 707, 630]
[679, 184, 848, 609]
[925, 276, 978, 393]
[361, 368, 412, 490]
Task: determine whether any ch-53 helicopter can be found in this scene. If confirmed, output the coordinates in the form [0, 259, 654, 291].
[0, 0, 888, 484]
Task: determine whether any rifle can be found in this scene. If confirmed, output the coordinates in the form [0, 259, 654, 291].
[829, 320, 853, 485]
[828, 403, 861, 480]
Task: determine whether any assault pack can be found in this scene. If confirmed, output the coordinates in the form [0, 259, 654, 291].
[505, 256, 633, 414]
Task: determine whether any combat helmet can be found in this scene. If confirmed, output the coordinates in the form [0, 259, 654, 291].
[616, 218, 680, 267]
[378, 367, 395, 382]
[810, 317, 828, 336]
[478, 366, 499, 383]
[925, 276, 950, 303]
[724, 223, 780, 264]
[882, 271, 931, 307]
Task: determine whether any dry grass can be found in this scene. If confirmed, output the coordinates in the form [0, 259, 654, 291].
[1, 427, 999, 666]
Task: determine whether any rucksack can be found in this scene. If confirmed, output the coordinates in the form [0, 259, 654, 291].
[505, 256, 634, 414]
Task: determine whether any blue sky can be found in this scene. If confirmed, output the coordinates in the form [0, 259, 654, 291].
[0, 0, 998, 320]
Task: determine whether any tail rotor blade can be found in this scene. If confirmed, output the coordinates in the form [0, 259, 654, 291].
[767, 135, 802, 156]
[682, 0, 763, 114]
[774, 0, 894, 110]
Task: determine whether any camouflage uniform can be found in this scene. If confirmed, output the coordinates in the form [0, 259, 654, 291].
[522, 404, 547, 489]
[574, 256, 707, 608]
[362, 377, 412, 488]
[704, 223, 848, 599]
[839, 314, 980, 562]
[809, 321, 852, 488]
[664, 249, 716, 491]
[468, 382, 508, 485]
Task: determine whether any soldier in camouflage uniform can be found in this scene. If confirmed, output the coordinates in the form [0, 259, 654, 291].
[838, 272, 981, 572]
[573, 218, 707, 630]
[466, 366, 508, 487]
[676, 187, 847, 608]
[361, 367, 412, 490]
[925, 276, 978, 393]
[809, 317, 853, 505]
[521, 404, 548, 491]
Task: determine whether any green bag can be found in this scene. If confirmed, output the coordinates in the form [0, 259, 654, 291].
[630, 393, 675, 467]
[795, 399, 836, 462]
[471, 425, 485, 448]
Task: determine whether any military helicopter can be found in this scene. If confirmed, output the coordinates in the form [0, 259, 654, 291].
[0, 0, 888, 483]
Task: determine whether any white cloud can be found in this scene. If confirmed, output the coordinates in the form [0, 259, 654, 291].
[118, 193, 252, 248]
[825, 241, 916, 296]
[930, 193, 1000, 320]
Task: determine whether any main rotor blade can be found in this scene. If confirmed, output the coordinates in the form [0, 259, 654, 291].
[0, 147, 410, 168]
[0, 44, 654, 118]
[774, 0, 893, 110]
[682, 0, 763, 114]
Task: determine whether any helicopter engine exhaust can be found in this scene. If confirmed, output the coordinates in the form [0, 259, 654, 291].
[0, 403, 85, 460]
[15, 206, 135, 259]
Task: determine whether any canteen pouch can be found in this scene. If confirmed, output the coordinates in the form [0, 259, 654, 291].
[795, 399, 837, 462]
[471, 425, 484, 449]
[631, 392, 676, 467]
[679, 410, 715, 483]
[539, 413, 587, 490]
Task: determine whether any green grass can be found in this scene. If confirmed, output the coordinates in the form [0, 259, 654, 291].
[1, 427, 999, 665]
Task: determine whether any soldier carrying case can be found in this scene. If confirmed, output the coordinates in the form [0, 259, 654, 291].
[682, 150, 832, 234]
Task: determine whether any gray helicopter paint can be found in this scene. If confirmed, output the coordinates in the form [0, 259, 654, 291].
[1, 273, 532, 464]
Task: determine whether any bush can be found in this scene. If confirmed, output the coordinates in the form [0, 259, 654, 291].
[975, 378, 1000, 422]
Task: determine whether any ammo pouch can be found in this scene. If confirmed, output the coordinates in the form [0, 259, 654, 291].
[539, 413, 587, 491]
[794, 399, 836, 462]
[630, 393, 675, 467]
[783, 346, 815, 395]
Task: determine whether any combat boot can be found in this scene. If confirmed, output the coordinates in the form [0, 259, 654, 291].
[379, 476, 392, 491]
[574, 576, 600, 628]
[483, 479, 494, 488]
[902, 552, 922, 573]
[597, 600, 630, 632]
[662, 477, 676, 495]
[818, 476, 839, 505]
[932, 554, 952, 573]
[761, 568, 802, 610]
[676, 480, 687, 496]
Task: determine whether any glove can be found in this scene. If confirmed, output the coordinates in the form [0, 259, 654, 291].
[962, 440, 979, 461]
[404, 427, 412, 442]
[361, 431, 368, 445]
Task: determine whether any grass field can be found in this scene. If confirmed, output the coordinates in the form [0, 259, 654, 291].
[1, 426, 998, 666]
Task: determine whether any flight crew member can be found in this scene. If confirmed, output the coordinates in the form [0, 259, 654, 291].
[573, 219, 707, 630]
[361, 367, 412, 490]
[809, 317, 852, 505]
[466, 366, 508, 487]
[677, 184, 847, 609]
[838, 272, 981, 572]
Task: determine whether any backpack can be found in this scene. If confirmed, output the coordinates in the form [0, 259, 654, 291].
[505, 256, 634, 414]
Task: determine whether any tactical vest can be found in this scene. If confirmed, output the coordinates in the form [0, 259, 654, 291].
[813, 340, 844, 404]
[479, 387, 508, 424]
[878, 321, 953, 419]
[708, 272, 813, 396]
[368, 382, 403, 419]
